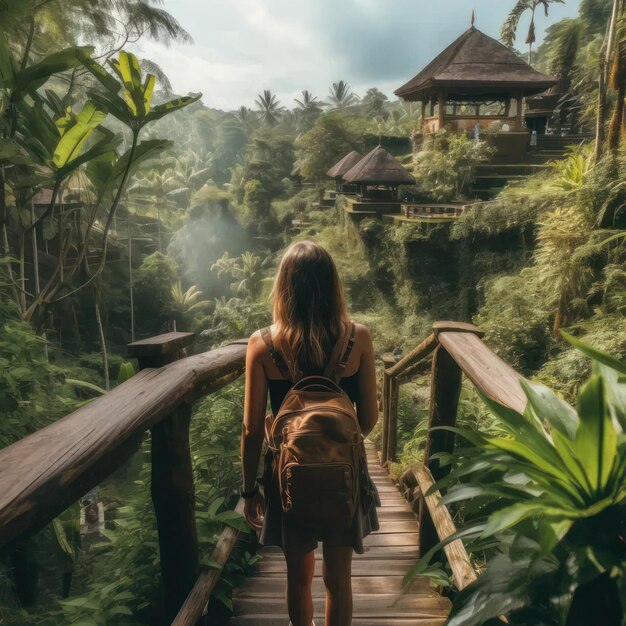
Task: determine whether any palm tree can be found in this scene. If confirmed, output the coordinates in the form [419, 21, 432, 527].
[294, 90, 325, 131]
[211, 251, 266, 300]
[328, 81, 359, 111]
[607, 8, 626, 151]
[165, 150, 214, 208]
[170, 282, 209, 315]
[255, 90, 284, 125]
[127, 170, 183, 252]
[501, 0, 565, 64]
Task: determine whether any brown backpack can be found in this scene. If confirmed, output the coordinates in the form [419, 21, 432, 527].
[261, 322, 363, 534]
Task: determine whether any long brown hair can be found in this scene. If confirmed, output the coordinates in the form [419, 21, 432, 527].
[271, 241, 349, 371]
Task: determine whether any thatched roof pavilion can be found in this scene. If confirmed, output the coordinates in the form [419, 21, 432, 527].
[343, 146, 414, 200]
[327, 151, 362, 192]
[395, 26, 557, 135]
[327, 151, 362, 179]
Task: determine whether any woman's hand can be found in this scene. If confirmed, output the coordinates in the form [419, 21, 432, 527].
[243, 490, 265, 531]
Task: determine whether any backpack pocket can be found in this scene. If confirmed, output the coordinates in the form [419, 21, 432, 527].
[279, 461, 356, 530]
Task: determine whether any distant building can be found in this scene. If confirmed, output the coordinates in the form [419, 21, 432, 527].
[326, 151, 362, 193]
[395, 25, 557, 139]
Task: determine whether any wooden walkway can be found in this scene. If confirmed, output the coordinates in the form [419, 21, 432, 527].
[231, 443, 451, 625]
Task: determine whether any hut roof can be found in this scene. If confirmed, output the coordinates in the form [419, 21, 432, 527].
[326, 151, 362, 178]
[395, 26, 557, 101]
[343, 146, 415, 185]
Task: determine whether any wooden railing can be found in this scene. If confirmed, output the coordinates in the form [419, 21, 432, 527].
[381, 321, 528, 591]
[0, 332, 249, 624]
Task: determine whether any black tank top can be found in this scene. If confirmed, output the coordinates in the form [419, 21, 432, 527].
[267, 371, 359, 416]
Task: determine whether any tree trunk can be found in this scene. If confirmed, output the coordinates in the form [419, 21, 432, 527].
[596, 0, 621, 159]
[608, 83, 625, 151]
[128, 213, 135, 342]
[94, 288, 110, 391]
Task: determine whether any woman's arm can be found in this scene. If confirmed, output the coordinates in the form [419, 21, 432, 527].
[355, 325, 379, 437]
[241, 332, 268, 529]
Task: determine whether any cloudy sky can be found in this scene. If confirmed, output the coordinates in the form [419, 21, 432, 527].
[131, 0, 581, 112]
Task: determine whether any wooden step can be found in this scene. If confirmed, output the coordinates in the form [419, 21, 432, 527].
[232, 594, 451, 616]
[234, 574, 434, 597]
[232, 616, 448, 626]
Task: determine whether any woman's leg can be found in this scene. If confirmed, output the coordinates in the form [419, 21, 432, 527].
[283, 525, 316, 626]
[322, 544, 353, 626]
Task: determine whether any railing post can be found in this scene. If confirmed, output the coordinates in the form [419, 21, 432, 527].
[127, 331, 198, 621]
[425, 322, 484, 483]
[425, 344, 462, 483]
[380, 354, 397, 466]
[386, 375, 400, 463]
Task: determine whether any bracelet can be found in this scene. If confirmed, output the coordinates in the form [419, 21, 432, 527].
[240, 482, 260, 499]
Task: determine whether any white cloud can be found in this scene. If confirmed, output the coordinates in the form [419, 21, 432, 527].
[130, 0, 581, 111]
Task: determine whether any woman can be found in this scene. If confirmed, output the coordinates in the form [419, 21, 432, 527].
[241, 240, 380, 626]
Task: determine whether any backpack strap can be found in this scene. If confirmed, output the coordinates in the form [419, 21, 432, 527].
[260, 327, 302, 382]
[324, 321, 357, 383]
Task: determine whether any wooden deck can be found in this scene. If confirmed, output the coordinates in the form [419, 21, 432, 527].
[230, 443, 451, 625]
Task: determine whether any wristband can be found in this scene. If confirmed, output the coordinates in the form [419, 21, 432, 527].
[240, 482, 260, 499]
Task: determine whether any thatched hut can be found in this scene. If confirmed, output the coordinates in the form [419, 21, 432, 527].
[395, 25, 557, 135]
[343, 146, 415, 200]
[326, 151, 362, 192]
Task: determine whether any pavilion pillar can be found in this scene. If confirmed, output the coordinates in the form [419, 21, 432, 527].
[515, 96, 523, 130]
[505, 97, 512, 117]
[420, 101, 426, 133]
[437, 93, 445, 130]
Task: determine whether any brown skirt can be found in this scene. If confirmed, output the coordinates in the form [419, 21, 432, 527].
[258, 447, 381, 555]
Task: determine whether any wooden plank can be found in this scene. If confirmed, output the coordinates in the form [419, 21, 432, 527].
[234, 575, 433, 597]
[415, 466, 477, 591]
[173, 499, 245, 626]
[253, 559, 418, 576]
[127, 331, 196, 357]
[260, 545, 420, 560]
[437, 331, 527, 414]
[0, 340, 247, 548]
[431, 321, 483, 338]
[233, 594, 451, 616]
[232, 617, 448, 626]
[385, 334, 438, 378]
[377, 509, 418, 521]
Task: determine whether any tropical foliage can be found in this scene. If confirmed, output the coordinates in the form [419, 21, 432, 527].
[406, 337, 626, 626]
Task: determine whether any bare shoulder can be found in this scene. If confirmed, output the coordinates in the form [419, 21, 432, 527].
[247, 329, 268, 362]
[352, 322, 374, 353]
[353, 321, 372, 339]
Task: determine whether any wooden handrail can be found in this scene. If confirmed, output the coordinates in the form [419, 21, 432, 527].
[0, 340, 247, 548]
[381, 320, 529, 593]
[172, 499, 246, 625]
[414, 466, 477, 591]
[0, 335, 249, 623]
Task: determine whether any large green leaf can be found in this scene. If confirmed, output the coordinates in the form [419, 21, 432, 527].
[87, 91, 134, 127]
[56, 129, 121, 179]
[115, 139, 173, 180]
[109, 51, 145, 117]
[0, 30, 17, 88]
[53, 101, 107, 169]
[14, 46, 94, 94]
[78, 51, 122, 94]
[481, 501, 549, 537]
[481, 393, 581, 486]
[575, 374, 617, 494]
[521, 379, 579, 442]
[143, 93, 202, 125]
[561, 331, 626, 376]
